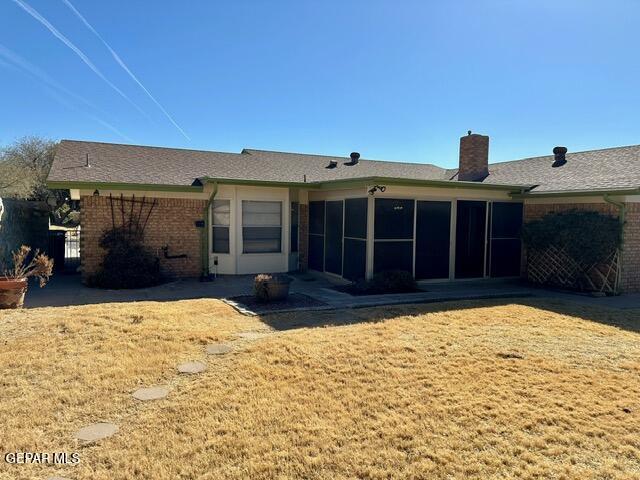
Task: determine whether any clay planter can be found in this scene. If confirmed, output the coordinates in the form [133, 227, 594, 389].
[0, 278, 28, 309]
[254, 274, 292, 302]
[265, 277, 291, 301]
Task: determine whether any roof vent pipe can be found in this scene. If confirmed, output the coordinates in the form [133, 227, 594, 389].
[326, 160, 338, 169]
[346, 152, 360, 166]
[552, 146, 567, 167]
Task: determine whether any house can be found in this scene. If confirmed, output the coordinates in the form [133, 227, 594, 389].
[46, 133, 640, 291]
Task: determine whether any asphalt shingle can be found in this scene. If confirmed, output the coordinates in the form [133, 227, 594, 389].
[48, 140, 640, 193]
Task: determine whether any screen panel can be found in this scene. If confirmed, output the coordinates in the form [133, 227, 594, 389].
[415, 201, 451, 280]
[373, 241, 413, 274]
[490, 239, 521, 277]
[343, 238, 367, 281]
[324, 201, 343, 275]
[309, 201, 325, 235]
[489, 202, 523, 277]
[374, 199, 414, 239]
[308, 235, 324, 271]
[455, 200, 487, 279]
[290, 202, 299, 253]
[344, 198, 368, 239]
[491, 202, 523, 238]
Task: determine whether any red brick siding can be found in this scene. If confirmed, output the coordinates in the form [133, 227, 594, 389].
[80, 195, 207, 282]
[523, 202, 640, 292]
[622, 203, 640, 292]
[458, 133, 489, 181]
[523, 202, 618, 221]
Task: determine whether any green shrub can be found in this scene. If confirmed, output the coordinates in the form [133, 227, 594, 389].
[90, 227, 162, 289]
[521, 210, 622, 266]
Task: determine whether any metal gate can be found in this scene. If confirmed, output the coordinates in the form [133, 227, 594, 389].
[48, 228, 80, 273]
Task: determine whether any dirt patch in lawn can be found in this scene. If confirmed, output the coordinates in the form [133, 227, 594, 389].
[2, 298, 640, 479]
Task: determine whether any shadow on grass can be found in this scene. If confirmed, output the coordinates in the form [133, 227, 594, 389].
[258, 296, 640, 334]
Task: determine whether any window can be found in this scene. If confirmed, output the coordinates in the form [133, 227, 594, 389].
[211, 200, 230, 254]
[290, 202, 299, 253]
[242, 200, 282, 253]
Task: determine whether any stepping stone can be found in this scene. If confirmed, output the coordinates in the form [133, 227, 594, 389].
[236, 331, 271, 341]
[177, 361, 206, 374]
[132, 386, 169, 401]
[74, 422, 118, 444]
[206, 343, 233, 355]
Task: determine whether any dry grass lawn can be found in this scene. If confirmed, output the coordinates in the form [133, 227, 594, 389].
[1, 297, 639, 479]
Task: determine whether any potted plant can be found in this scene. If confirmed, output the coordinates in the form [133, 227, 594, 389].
[254, 273, 292, 302]
[0, 245, 54, 309]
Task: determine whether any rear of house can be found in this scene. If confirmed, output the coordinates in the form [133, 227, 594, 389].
[46, 133, 640, 292]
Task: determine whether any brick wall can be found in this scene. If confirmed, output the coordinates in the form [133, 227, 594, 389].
[524, 202, 619, 222]
[298, 203, 309, 271]
[80, 195, 207, 282]
[622, 203, 640, 292]
[458, 133, 489, 181]
[523, 202, 640, 293]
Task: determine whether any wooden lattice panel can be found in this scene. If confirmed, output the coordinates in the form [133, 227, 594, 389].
[527, 246, 620, 294]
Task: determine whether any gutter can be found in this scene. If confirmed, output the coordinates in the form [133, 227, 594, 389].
[603, 193, 626, 294]
[198, 176, 531, 193]
[46, 180, 203, 193]
[201, 181, 218, 279]
[511, 187, 640, 199]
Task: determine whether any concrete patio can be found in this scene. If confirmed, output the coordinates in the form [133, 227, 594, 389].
[23, 271, 640, 311]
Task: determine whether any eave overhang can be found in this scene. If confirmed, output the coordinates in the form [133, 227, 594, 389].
[46, 180, 204, 193]
[510, 187, 640, 199]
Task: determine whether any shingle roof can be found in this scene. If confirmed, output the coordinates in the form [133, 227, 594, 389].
[48, 139, 640, 194]
[484, 145, 640, 193]
[47, 140, 449, 186]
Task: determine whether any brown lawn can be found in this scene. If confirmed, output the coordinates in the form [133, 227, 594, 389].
[0, 298, 639, 479]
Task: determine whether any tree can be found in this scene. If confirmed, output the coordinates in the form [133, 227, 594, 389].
[0, 136, 77, 226]
[0, 136, 58, 200]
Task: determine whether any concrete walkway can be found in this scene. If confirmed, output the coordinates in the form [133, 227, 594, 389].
[24, 272, 640, 310]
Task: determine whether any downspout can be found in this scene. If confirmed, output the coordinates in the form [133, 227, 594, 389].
[201, 181, 218, 279]
[603, 193, 625, 294]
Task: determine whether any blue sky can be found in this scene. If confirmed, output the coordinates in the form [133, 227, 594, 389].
[1, 0, 638, 168]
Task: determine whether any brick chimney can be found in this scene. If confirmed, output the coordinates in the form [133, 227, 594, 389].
[458, 131, 489, 181]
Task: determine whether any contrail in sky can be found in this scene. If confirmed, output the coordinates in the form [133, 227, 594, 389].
[11, 0, 149, 120]
[0, 43, 134, 142]
[0, 43, 96, 111]
[61, 0, 191, 140]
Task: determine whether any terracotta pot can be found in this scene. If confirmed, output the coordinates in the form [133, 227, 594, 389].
[265, 279, 291, 301]
[0, 278, 28, 309]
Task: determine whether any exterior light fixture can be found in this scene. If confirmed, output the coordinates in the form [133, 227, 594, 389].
[368, 185, 387, 195]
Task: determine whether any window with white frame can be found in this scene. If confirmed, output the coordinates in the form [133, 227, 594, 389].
[242, 200, 282, 253]
[211, 200, 230, 254]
